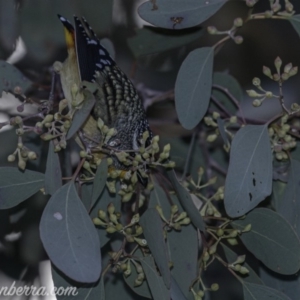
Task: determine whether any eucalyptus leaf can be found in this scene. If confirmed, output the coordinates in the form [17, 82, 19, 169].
[167, 195, 198, 298]
[168, 170, 205, 231]
[149, 180, 170, 218]
[171, 276, 188, 300]
[127, 27, 203, 57]
[0, 60, 32, 94]
[212, 72, 242, 114]
[175, 47, 214, 130]
[224, 125, 272, 217]
[140, 208, 171, 288]
[221, 243, 263, 285]
[138, 0, 226, 30]
[91, 159, 108, 211]
[66, 90, 96, 139]
[123, 249, 152, 299]
[52, 265, 102, 300]
[232, 208, 300, 275]
[0, 167, 44, 209]
[81, 182, 93, 211]
[290, 15, 300, 37]
[242, 282, 291, 300]
[278, 159, 300, 238]
[271, 180, 286, 212]
[45, 141, 62, 196]
[141, 256, 170, 300]
[260, 265, 300, 300]
[40, 181, 101, 283]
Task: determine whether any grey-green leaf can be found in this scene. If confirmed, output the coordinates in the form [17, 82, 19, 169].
[168, 170, 205, 231]
[243, 282, 291, 300]
[168, 195, 198, 298]
[221, 243, 263, 285]
[52, 265, 102, 300]
[232, 208, 300, 275]
[40, 182, 101, 283]
[66, 90, 96, 139]
[0, 167, 44, 209]
[140, 208, 171, 288]
[149, 180, 170, 218]
[171, 276, 188, 300]
[91, 159, 108, 211]
[123, 248, 152, 299]
[278, 159, 300, 237]
[138, 0, 226, 30]
[127, 27, 203, 57]
[224, 125, 272, 217]
[45, 141, 62, 195]
[175, 47, 214, 130]
[0, 60, 32, 93]
[260, 265, 300, 300]
[141, 256, 170, 300]
[212, 72, 242, 114]
[290, 15, 300, 37]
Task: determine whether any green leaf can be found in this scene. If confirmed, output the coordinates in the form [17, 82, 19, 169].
[221, 243, 263, 285]
[91, 159, 108, 211]
[232, 208, 300, 275]
[40, 181, 101, 283]
[52, 265, 102, 300]
[271, 180, 286, 211]
[168, 194, 198, 298]
[242, 282, 291, 300]
[224, 125, 272, 217]
[90, 186, 122, 247]
[278, 159, 300, 237]
[105, 273, 138, 300]
[290, 15, 300, 37]
[141, 256, 170, 300]
[44, 141, 62, 195]
[123, 249, 152, 299]
[140, 208, 171, 288]
[168, 170, 205, 231]
[0, 60, 32, 94]
[260, 266, 300, 300]
[138, 0, 226, 30]
[170, 276, 188, 300]
[175, 47, 214, 130]
[148, 181, 198, 297]
[212, 72, 242, 114]
[0, 167, 44, 209]
[149, 180, 170, 218]
[66, 90, 96, 139]
[127, 27, 203, 57]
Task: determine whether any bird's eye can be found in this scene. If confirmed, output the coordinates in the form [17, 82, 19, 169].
[108, 139, 121, 147]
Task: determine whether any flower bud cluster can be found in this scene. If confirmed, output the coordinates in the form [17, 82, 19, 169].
[7, 141, 38, 170]
[156, 204, 191, 231]
[93, 205, 147, 246]
[204, 114, 237, 149]
[207, 17, 244, 45]
[248, 58, 298, 109]
[269, 115, 297, 161]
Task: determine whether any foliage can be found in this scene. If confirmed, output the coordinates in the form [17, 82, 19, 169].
[1, 0, 300, 300]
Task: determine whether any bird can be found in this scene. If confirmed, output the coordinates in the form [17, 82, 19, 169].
[57, 15, 152, 171]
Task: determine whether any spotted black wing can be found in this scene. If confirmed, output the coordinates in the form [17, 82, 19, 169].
[73, 16, 115, 82]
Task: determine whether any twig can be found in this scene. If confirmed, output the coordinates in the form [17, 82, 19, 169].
[212, 84, 246, 124]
